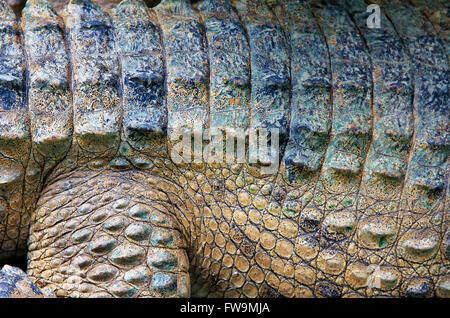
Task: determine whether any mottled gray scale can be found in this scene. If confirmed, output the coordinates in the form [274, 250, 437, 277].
[0, 0, 30, 261]
[147, 247, 178, 271]
[21, 0, 72, 148]
[154, 0, 208, 140]
[124, 223, 151, 241]
[108, 244, 145, 266]
[150, 272, 177, 296]
[382, 0, 449, 191]
[232, 0, 290, 142]
[62, 0, 120, 154]
[273, 0, 331, 172]
[110, 0, 166, 150]
[312, 1, 372, 175]
[197, 0, 250, 132]
[340, 0, 413, 180]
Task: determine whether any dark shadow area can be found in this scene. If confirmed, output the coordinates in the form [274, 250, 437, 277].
[0, 256, 27, 271]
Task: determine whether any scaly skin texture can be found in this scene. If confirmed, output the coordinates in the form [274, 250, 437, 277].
[0, 0, 448, 298]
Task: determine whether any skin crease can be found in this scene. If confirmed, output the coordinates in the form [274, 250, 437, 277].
[0, 0, 448, 298]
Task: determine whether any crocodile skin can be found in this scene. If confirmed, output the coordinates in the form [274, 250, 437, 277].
[0, 0, 448, 298]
